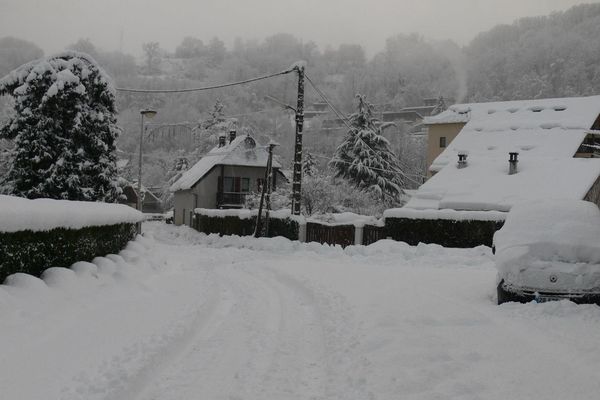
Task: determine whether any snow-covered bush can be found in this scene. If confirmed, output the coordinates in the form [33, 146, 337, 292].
[0, 195, 142, 282]
[0, 51, 121, 201]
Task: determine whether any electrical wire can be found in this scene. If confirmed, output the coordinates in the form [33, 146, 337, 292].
[116, 68, 295, 93]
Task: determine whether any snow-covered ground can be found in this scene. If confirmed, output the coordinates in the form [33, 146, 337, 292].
[2, 222, 600, 400]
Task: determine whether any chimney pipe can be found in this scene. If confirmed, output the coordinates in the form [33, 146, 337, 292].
[229, 129, 237, 144]
[509, 152, 519, 175]
[218, 134, 226, 147]
[457, 152, 468, 169]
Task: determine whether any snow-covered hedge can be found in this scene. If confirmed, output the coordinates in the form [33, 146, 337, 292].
[384, 209, 504, 248]
[0, 196, 142, 282]
[0, 195, 142, 233]
[194, 208, 302, 240]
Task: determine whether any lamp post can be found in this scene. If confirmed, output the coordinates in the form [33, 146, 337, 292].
[137, 108, 157, 233]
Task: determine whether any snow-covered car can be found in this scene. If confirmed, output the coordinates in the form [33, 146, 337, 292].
[494, 200, 600, 305]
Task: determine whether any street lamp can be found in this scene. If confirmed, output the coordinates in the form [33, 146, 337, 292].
[137, 108, 157, 233]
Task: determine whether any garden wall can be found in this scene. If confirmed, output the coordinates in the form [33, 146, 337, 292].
[0, 195, 142, 282]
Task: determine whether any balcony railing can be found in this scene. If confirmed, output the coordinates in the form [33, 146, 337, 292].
[217, 191, 248, 208]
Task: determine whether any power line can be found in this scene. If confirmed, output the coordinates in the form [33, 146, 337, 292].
[115, 68, 295, 94]
[304, 73, 353, 131]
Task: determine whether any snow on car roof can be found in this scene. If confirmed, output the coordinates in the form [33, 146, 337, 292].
[170, 134, 281, 192]
[406, 95, 600, 212]
[494, 199, 600, 263]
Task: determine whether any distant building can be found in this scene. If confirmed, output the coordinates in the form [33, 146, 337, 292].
[169, 131, 286, 226]
[120, 182, 164, 214]
[315, 97, 451, 132]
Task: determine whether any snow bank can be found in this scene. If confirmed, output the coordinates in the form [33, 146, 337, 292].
[0, 195, 143, 233]
[384, 207, 507, 221]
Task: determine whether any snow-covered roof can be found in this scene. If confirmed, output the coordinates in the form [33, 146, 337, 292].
[170, 135, 281, 192]
[423, 96, 600, 126]
[407, 95, 600, 212]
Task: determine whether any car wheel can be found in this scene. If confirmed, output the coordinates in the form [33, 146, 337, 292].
[497, 280, 520, 305]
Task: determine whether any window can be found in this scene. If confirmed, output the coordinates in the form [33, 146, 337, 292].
[257, 178, 265, 192]
[439, 136, 447, 148]
[241, 178, 250, 192]
[223, 177, 234, 192]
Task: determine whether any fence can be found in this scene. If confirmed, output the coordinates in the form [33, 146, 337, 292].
[192, 209, 506, 249]
[306, 222, 355, 248]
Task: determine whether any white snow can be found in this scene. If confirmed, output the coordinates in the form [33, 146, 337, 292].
[3, 222, 600, 399]
[195, 207, 305, 224]
[384, 207, 507, 221]
[170, 135, 282, 192]
[308, 212, 382, 227]
[0, 195, 143, 233]
[408, 95, 600, 211]
[494, 200, 600, 292]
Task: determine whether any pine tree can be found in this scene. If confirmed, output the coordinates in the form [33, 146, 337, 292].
[330, 94, 404, 199]
[302, 151, 318, 177]
[0, 51, 121, 201]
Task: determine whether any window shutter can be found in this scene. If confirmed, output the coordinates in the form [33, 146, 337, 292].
[234, 177, 241, 192]
[217, 176, 223, 192]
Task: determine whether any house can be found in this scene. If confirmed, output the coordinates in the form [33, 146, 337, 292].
[169, 131, 286, 226]
[120, 182, 164, 214]
[405, 95, 600, 213]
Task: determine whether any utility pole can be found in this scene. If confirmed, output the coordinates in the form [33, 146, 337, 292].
[264, 142, 277, 237]
[291, 64, 305, 215]
[254, 142, 277, 238]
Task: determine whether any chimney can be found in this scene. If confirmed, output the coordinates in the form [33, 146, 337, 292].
[218, 134, 226, 147]
[457, 152, 468, 169]
[509, 152, 519, 175]
[229, 129, 237, 144]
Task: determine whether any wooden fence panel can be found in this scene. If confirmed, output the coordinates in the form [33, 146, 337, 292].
[362, 224, 385, 246]
[306, 222, 355, 248]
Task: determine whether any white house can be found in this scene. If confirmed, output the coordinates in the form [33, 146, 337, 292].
[170, 131, 285, 226]
[405, 95, 600, 214]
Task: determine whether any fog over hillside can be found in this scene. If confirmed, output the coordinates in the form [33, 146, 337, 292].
[2, 1, 600, 206]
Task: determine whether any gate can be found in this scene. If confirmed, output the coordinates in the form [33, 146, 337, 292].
[306, 222, 355, 248]
[362, 224, 386, 246]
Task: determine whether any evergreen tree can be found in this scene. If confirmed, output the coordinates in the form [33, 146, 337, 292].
[330, 94, 404, 199]
[0, 51, 121, 201]
[302, 151, 318, 177]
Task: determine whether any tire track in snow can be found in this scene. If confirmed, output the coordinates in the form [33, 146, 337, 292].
[132, 256, 338, 400]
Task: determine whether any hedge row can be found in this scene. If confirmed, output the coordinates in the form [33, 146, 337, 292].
[195, 214, 299, 241]
[0, 223, 137, 282]
[384, 217, 504, 248]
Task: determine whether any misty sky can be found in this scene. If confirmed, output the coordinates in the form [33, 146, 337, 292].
[0, 0, 595, 56]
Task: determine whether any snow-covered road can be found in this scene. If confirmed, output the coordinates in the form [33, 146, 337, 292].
[2, 222, 600, 400]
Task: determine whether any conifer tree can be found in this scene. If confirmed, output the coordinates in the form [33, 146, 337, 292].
[0, 51, 121, 201]
[302, 151, 318, 177]
[330, 94, 404, 199]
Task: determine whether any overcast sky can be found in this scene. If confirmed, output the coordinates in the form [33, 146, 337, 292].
[0, 0, 595, 56]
